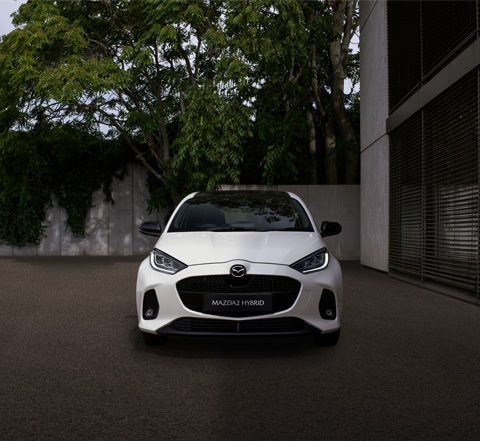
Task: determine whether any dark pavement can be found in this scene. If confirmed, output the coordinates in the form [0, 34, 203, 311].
[1, 257, 479, 441]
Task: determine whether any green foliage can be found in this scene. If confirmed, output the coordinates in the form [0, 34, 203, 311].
[222, 0, 337, 184]
[0, 181, 50, 247]
[0, 0, 360, 238]
[0, 123, 130, 246]
[0, 129, 51, 246]
[146, 171, 171, 216]
[171, 84, 253, 192]
[47, 127, 130, 237]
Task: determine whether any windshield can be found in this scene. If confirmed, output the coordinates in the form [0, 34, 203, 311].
[168, 191, 314, 233]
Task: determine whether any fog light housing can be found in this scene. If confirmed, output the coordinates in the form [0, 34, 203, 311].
[319, 289, 336, 320]
[324, 308, 335, 319]
[143, 289, 159, 320]
[144, 308, 156, 319]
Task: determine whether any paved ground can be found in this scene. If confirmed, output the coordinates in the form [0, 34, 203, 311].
[1, 257, 479, 441]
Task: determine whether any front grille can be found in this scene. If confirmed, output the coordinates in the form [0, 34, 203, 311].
[176, 275, 301, 317]
[164, 317, 314, 335]
[177, 275, 300, 293]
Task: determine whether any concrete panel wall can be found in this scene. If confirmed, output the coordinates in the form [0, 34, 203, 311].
[38, 199, 62, 256]
[1, 170, 360, 260]
[360, 0, 389, 271]
[0, 163, 159, 257]
[360, 1, 388, 149]
[85, 190, 109, 256]
[108, 165, 134, 255]
[132, 163, 162, 256]
[303, 186, 360, 261]
[360, 137, 389, 270]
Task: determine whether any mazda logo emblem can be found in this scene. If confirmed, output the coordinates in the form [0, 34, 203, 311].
[230, 265, 247, 278]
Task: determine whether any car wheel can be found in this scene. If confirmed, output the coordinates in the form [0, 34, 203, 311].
[142, 332, 169, 346]
[313, 329, 340, 347]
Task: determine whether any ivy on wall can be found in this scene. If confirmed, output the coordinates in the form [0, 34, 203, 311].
[0, 123, 131, 247]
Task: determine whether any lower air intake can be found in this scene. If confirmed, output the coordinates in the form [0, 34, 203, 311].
[163, 317, 315, 335]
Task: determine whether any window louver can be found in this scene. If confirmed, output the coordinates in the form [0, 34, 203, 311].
[389, 71, 480, 297]
[387, 0, 478, 112]
[387, 1, 421, 112]
[422, 71, 479, 292]
[421, 0, 477, 79]
[389, 113, 423, 276]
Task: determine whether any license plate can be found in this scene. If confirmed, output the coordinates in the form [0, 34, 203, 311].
[203, 294, 273, 313]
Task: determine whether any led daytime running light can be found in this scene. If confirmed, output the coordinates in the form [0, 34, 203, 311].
[150, 248, 187, 274]
[291, 248, 329, 274]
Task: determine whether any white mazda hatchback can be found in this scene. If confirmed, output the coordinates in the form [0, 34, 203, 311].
[136, 190, 343, 346]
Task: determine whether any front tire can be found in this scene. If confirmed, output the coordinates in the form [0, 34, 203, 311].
[142, 332, 169, 346]
[313, 329, 340, 346]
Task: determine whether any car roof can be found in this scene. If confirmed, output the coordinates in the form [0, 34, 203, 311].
[192, 190, 295, 201]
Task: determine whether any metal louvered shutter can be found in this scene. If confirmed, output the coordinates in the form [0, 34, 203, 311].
[389, 113, 423, 276]
[421, 0, 478, 79]
[422, 71, 479, 292]
[387, 1, 421, 112]
[387, 1, 478, 112]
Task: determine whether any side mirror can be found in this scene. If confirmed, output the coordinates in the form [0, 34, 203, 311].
[320, 221, 342, 237]
[139, 221, 162, 236]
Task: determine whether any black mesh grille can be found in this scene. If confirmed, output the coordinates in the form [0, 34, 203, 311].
[166, 317, 313, 335]
[176, 275, 301, 317]
[177, 275, 300, 294]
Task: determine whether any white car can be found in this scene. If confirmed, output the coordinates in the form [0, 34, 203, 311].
[136, 190, 343, 346]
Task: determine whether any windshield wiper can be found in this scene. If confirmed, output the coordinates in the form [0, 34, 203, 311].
[206, 226, 257, 232]
[205, 226, 311, 232]
[274, 227, 312, 231]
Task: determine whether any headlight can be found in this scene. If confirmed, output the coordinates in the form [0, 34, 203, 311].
[150, 248, 187, 274]
[290, 248, 329, 273]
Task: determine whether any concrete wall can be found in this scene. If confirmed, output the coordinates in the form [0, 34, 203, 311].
[359, 0, 389, 271]
[0, 163, 160, 257]
[0, 172, 360, 260]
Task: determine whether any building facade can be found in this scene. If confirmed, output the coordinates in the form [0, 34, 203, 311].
[360, 0, 480, 301]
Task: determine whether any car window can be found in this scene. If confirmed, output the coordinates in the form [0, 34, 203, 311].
[168, 191, 314, 232]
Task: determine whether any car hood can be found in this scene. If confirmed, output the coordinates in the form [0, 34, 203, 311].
[155, 231, 325, 266]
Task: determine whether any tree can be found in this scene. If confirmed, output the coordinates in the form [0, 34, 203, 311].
[0, 0, 252, 207]
[327, 0, 359, 184]
[222, 0, 313, 185]
[1, 0, 359, 214]
[222, 0, 359, 184]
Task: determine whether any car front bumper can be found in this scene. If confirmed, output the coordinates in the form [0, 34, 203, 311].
[136, 257, 343, 337]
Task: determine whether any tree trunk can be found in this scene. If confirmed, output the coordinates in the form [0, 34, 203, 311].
[330, 70, 358, 184]
[330, 0, 359, 184]
[325, 115, 338, 185]
[306, 108, 318, 184]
